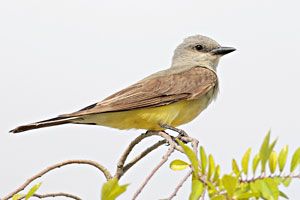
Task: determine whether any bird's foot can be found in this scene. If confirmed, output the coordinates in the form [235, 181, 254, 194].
[160, 124, 190, 143]
[160, 124, 189, 137]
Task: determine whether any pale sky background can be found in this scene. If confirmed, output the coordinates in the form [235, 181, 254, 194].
[0, 0, 300, 199]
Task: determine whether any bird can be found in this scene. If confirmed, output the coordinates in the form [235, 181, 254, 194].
[10, 35, 235, 134]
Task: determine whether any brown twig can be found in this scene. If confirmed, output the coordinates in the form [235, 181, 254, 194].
[240, 173, 300, 183]
[165, 170, 192, 200]
[115, 130, 184, 179]
[18, 192, 82, 200]
[132, 132, 176, 200]
[115, 132, 160, 178]
[3, 160, 112, 200]
[122, 139, 166, 176]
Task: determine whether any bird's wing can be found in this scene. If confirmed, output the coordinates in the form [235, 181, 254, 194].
[61, 66, 217, 117]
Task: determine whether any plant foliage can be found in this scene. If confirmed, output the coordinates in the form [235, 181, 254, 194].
[12, 182, 42, 200]
[170, 131, 300, 200]
[101, 178, 128, 200]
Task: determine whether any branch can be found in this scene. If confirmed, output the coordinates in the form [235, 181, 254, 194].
[165, 170, 192, 200]
[18, 192, 82, 200]
[3, 160, 112, 200]
[115, 132, 160, 178]
[115, 130, 183, 179]
[132, 132, 176, 200]
[240, 173, 300, 183]
[122, 139, 166, 176]
[4, 127, 196, 200]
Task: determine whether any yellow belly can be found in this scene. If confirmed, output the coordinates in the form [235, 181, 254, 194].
[79, 94, 214, 131]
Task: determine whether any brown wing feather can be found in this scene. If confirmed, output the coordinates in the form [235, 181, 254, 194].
[62, 66, 217, 117]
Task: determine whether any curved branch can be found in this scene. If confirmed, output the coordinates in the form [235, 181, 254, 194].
[115, 130, 183, 179]
[3, 160, 112, 200]
[122, 139, 166, 176]
[18, 192, 82, 200]
[115, 132, 158, 178]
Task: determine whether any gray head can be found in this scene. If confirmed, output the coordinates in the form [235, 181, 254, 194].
[171, 35, 235, 71]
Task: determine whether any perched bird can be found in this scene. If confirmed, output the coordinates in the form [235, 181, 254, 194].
[10, 35, 235, 134]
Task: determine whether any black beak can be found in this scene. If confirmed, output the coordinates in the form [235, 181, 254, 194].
[210, 46, 236, 56]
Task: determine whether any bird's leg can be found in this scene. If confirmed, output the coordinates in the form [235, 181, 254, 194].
[160, 124, 189, 137]
[144, 130, 152, 135]
[145, 129, 174, 140]
[159, 124, 190, 144]
[144, 129, 174, 146]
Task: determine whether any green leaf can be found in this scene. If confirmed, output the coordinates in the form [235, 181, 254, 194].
[254, 178, 279, 200]
[279, 190, 289, 199]
[254, 180, 273, 200]
[242, 148, 251, 175]
[189, 176, 204, 200]
[235, 190, 256, 199]
[232, 159, 240, 177]
[252, 154, 260, 175]
[221, 175, 238, 198]
[211, 195, 226, 200]
[207, 154, 215, 180]
[259, 131, 271, 173]
[259, 131, 278, 173]
[269, 139, 278, 153]
[207, 182, 218, 197]
[213, 165, 221, 183]
[265, 178, 280, 200]
[250, 181, 261, 197]
[269, 151, 278, 174]
[12, 194, 23, 200]
[278, 145, 289, 172]
[290, 147, 300, 172]
[199, 146, 207, 174]
[177, 140, 199, 178]
[282, 177, 292, 187]
[170, 159, 189, 171]
[101, 178, 128, 200]
[25, 182, 42, 200]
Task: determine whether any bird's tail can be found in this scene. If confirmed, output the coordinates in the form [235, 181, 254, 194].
[10, 116, 80, 134]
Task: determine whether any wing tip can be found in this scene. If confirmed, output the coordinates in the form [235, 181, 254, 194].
[9, 127, 25, 134]
[9, 116, 78, 134]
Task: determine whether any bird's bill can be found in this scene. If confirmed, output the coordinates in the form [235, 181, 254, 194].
[210, 46, 236, 56]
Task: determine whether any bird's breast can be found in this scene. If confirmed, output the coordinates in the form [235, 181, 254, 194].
[170, 87, 217, 127]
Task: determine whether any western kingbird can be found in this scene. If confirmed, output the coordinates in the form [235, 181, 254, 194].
[10, 35, 235, 133]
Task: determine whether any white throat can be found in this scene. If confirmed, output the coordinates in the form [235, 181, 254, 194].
[171, 53, 220, 72]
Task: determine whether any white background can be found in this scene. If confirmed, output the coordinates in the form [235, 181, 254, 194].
[0, 0, 299, 199]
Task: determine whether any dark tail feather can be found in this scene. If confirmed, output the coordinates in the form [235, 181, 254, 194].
[10, 116, 79, 134]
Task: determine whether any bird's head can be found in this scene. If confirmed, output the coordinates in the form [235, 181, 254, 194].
[171, 35, 236, 71]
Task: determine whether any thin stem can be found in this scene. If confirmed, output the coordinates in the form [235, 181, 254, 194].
[122, 139, 166, 176]
[132, 144, 175, 200]
[115, 132, 158, 178]
[115, 130, 183, 179]
[240, 173, 300, 183]
[165, 170, 192, 200]
[18, 192, 82, 200]
[3, 160, 112, 200]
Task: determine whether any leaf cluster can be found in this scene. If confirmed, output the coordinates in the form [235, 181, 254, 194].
[170, 131, 300, 200]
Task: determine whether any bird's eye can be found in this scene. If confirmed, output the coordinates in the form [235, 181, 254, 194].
[194, 45, 203, 51]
